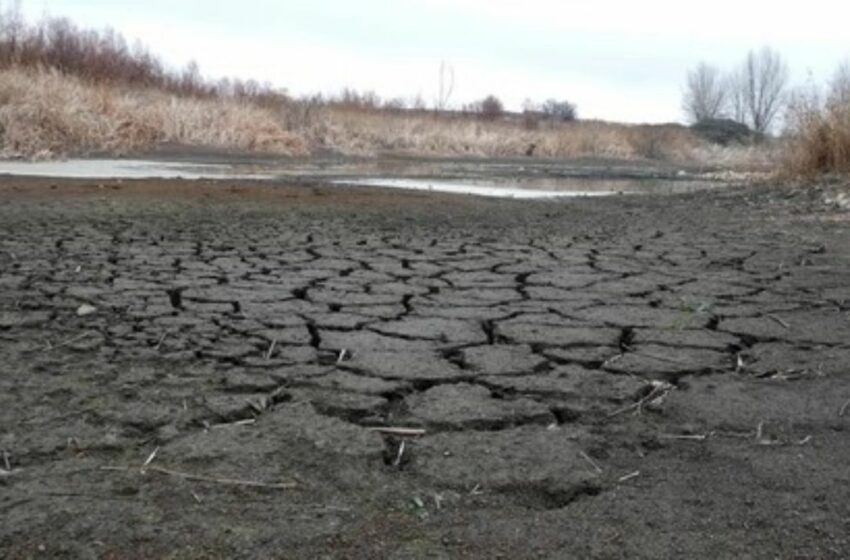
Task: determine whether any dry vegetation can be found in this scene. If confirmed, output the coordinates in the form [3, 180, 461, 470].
[0, 4, 762, 165]
[784, 77, 850, 176]
[0, 68, 307, 158]
[0, 64, 721, 162]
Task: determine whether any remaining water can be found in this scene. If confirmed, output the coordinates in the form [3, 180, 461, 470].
[0, 158, 722, 199]
[331, 178, 618, 199]
[0, 159, 270, 180]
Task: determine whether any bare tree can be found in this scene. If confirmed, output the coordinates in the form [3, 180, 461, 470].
[435, 60, 454, 111]
[474, 94, 503, 120]
[541, 99, 577, 121]
[682, 62, 726, 123]
[829, 59, 850, 105]
[730, 47, 789, 134]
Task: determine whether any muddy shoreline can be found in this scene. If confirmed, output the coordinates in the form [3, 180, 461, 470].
[1, 176, 849, 559]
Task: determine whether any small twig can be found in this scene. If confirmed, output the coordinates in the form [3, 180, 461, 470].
[2, 449, 10, 472]
[579, 451, 603, 474]
[368, 427, 427, 437]
[49, 332, 91, 351]
[766, 314, 790, 329]
[608, 383, 673, 418]
[602, 353, 625, 367]
[659, 433, 711, 441]
[336, 348, 348, 364]
[190, 491, 203, 504]
[618, 471, 640, 483]
[797, 435, 813, 446]
[210, 418, 256, 429]
[155, 332, 167, 351]
[266, 339, 277, 361]
[142, 447, 159, 470]
[839, 398, 850, 417]
[392, 440, 406, 467]
[100, 465, 297, 490]
[248, 396, 269, 414]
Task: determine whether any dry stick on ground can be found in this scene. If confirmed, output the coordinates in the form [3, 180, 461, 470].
[266, 339, 277, 361]
[100, 465, 297, 490]
[49, 332, 92, 351]
[618, 471, 640, 483]
[579, 451, 603, 474]
[608, 383, 673, 418]
[155, 332, 167, 351]
[142, 447, 159, 469]
[659, 433, 711, 441]
[210, 418, 257, 430]
[766, 314, 791, 329]
[839, 398, 850, 417]
[2, 449, 10, 471]
[368, 427, 427, 437]
[393, 440, 406, 467]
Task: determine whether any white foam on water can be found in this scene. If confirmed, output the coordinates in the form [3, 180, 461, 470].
[332, 178, 618, 199]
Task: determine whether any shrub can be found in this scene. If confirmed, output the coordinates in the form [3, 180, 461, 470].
[691, 118, 755, 146]
[477, 95, 504, 121]
[784, 90, 850, 176]
[541, 99, 577, 122]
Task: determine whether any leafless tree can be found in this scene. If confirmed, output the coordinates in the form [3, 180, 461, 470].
[682, 62, 726, 122]
[541, 99, 578, 121]
[466, 95, 503, 120]
[730, 47, 789, 134]
[829, 59, 850, 105]
[435, 60, 454, 111]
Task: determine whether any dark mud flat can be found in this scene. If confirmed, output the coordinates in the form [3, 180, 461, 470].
[1, 177, 849, 559]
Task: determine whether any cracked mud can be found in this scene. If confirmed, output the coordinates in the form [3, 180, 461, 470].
[1, 177, 849, 558]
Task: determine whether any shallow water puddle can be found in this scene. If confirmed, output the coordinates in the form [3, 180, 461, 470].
[0, 158, 721, 199]
[332, 178, 618, 199]
[0, 159, 270, 180]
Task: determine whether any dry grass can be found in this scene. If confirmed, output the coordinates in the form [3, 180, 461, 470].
[288, 106, 706, 161]
[784, 93, 850, 176]
[0, 67, 771, 166]
[0, 5, 772, 167]
[0, 68, 307, 158]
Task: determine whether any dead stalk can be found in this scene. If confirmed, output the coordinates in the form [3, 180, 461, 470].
[393, 440, 406, 467]
[142, 447, 159, 469]
[618, 471, 640, 483]
[100, 465, 297, 490]
[210, 418, 256, 429]
[266, 339, 277, 361]
[579, 451, 603, 474]
[766, 314, 791, 329]
[608, 383, 673, 418]
[659, 433, 711, 441]
[49, 332, 91, 351]
[368, 427, 427, 437]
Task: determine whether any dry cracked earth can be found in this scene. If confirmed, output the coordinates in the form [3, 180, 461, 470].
[1, 177, 849, 559]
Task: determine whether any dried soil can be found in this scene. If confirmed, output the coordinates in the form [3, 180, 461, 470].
[1, 175, 849, 559]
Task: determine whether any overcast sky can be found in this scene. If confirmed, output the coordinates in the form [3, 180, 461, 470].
[16, 0, 850, 123]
